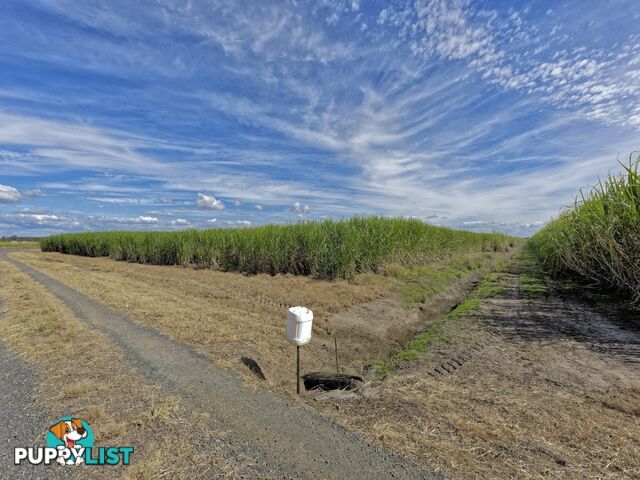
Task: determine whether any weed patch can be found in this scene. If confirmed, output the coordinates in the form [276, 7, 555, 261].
[0, 241, 38, 248]
[519, 275, 548, 299]
[389, 252, 508, 308]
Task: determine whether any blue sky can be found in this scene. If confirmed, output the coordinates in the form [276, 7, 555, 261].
[1, 0, 639, 237]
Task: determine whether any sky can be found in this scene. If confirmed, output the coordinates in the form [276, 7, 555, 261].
[1, 0, 639, 237]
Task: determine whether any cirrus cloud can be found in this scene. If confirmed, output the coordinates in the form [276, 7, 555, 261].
[1, 0, 639, 237]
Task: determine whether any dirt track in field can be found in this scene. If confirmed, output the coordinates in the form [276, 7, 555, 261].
[319, 257, 640, 479]
[0, 250, 435, 480]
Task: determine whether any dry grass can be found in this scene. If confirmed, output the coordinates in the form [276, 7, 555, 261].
[600, 384, 640, 416]
[11, 249, 507, 397]
[0, 259, 261, 478]
[4, 249, 637, 478]
[341, 365, 639, 478]
[0, 241, 38, 248]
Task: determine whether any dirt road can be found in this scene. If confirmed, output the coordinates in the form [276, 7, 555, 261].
[0, 250, 435, 480]
[325, 255, 640, 478]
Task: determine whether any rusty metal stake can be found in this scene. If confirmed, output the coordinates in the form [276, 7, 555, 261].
[296, 345, 300, 395]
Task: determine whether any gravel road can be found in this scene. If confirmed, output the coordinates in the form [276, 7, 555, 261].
[0, 250, 437, 480]
[0, 306, 75, 479]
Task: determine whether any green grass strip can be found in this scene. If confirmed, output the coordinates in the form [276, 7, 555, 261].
[375, 275, 505, 375]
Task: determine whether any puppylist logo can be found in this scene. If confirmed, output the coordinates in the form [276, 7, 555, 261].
[14, 417, 133, 467]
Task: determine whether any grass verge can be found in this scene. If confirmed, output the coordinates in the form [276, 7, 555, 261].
[0, 241, 39, 248]
[10, 245, 516, 397]
[515, 247, 549, 299]
[387, 250, 512, 308]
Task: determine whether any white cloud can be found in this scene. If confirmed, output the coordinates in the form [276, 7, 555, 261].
[25, 188, 43, 198]
[170, 218, 190, 227]
[378, 8, 389, 24]
[106, 215, 158, 224]
[255, 204, 263, 210]
[0, 113, 171, 175]
[0, 184, 21, 203]
[207, 218, 218, 223]
[197, 193, 225, 210]
[136, 216, 159, 223]
[290, 201, 311, 214]
[224, 220, 252, 227]
[401, 1, 640, 127]
[8, 212, 80, 227]
[460, 219, 545, 236]
[18, 213, 59, 223]
[91, 197, 153, 205]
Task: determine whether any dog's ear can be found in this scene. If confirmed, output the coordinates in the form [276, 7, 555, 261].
[70, 419, 83, 430]
[49, 422, 66, 440]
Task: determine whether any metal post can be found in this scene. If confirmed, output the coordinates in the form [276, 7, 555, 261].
[296, 345, 300, 395]
[334, 336, 339, 373]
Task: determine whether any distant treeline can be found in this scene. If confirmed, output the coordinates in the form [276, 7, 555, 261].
[40, 217, 514, 280]
[0, 236, 41, 242]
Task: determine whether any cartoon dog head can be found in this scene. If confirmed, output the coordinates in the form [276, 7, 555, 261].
[49, 419, 87, 449]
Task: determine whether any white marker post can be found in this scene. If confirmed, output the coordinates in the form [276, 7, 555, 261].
[287, 306, 313, 395]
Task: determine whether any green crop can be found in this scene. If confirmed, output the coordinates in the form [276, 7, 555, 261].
[530, 154, 640, 303]
[39, 217, 512, 280]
